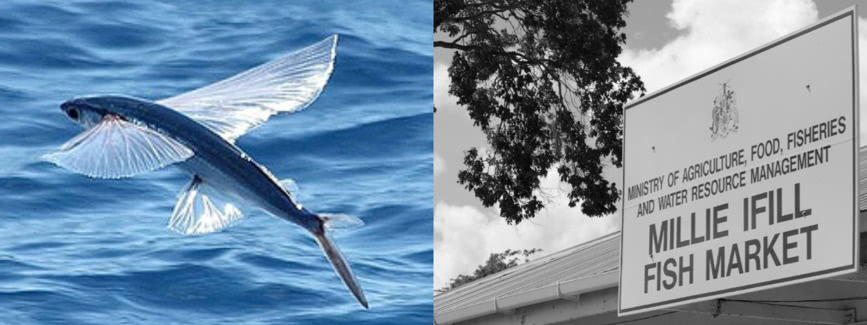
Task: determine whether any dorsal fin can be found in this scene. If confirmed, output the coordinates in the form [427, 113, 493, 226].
[280, 178, 300, 197]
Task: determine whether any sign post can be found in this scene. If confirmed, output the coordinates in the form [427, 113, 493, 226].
[618, 8, 859, 316]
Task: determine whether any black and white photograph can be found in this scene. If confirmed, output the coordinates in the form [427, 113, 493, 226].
[435, 1, 867, 324]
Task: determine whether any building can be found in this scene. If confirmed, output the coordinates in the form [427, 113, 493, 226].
[433, 148, 867, 325]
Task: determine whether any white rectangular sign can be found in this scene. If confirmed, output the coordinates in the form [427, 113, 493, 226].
[619, 8, 858, 316]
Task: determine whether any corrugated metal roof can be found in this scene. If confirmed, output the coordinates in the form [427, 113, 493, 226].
[434, 231, 621, 315]
[435, 146, 867, 317]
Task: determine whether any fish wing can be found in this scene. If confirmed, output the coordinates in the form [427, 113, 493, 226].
[43, 115, 193, 179]
[157, 34, 338, 142]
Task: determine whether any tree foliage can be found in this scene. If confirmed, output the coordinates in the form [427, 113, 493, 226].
[435, 0, 644, 224]
[437, 248, 542, 294]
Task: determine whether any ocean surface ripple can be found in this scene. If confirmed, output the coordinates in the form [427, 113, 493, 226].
[0, 1, 432, 324]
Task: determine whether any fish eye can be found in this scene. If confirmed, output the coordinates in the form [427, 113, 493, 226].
[66, 108, 78, 120]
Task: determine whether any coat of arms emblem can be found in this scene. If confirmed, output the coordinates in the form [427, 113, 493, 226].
[709, 82, 738, 140]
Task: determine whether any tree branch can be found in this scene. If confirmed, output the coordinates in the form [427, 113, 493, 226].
[434, 40, 479, 51]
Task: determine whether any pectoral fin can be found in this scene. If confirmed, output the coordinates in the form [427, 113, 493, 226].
[157, 35, 338, 142]
[43, 115, 193, 179]
[168, 176, 244, 235]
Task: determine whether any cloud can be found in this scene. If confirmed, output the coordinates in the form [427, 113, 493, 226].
[433, 168, 619, 290]
[434, 62, 455, 111]
[621, 1, 867, 145]
[434, 152, 446, 176]
[621, 0, 819, 92]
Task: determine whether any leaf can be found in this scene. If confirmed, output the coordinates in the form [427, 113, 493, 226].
[435, 0, 645, 223]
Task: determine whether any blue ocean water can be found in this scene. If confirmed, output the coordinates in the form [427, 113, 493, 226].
[0, 1, 432, 324]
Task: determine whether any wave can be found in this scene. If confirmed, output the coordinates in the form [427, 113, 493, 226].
[0, 0, 431, 323]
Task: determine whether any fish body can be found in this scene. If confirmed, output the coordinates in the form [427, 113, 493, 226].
[63, 96, 320, 232]
[45, 35, 368, 308]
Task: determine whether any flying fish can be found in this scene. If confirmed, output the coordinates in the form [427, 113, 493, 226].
[43, 35, 368, 308]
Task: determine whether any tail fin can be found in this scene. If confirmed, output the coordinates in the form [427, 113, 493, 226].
[313, 225, 368, 309]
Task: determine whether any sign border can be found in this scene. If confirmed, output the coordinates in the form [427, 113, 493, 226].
[618, 6, 859, 316]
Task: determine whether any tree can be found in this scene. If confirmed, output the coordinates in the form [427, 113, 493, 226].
[435, 0, 645, 224]
[437, 248, 541, 294]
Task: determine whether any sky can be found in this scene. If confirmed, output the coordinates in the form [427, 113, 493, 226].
[433, 0, 867, 291]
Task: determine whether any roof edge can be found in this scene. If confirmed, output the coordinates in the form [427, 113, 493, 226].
[434, 271, 620, 325]
[435, 231, 621, 301]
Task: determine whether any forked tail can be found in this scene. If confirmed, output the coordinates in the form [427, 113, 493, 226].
[312, 215, 368, 309]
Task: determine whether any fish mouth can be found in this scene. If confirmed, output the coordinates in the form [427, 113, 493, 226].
[60, 97, 83, 113]
[59, 101, 77, 120]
